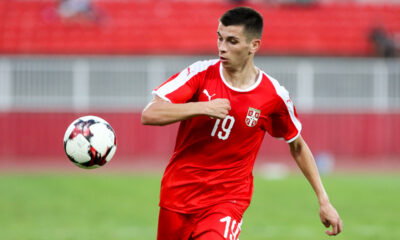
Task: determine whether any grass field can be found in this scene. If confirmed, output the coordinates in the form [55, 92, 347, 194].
[1, 172, 399, 240]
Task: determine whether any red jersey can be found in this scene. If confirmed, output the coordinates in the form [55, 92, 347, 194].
[153, 60, 301, 214]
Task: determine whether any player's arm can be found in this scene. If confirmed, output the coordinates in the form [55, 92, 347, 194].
[288, 135, 343, 236]
[141, 95, 230, 126]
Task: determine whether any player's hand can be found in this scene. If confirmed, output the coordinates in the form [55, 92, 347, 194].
[204, 98, 231, 119]
[319, 202, 343, 236]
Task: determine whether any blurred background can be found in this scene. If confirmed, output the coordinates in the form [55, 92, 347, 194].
[0, 0, 399, 172]
[0, 1, 400, 239]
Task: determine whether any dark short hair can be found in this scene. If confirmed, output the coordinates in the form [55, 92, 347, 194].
[220, 7, 263, 40]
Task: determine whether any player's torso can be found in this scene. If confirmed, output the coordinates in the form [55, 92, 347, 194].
[175, 63, 277, 155]
[160, 62, 284, 212]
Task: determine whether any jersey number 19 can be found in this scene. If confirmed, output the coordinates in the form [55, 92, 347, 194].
[211, 116, 235, 140]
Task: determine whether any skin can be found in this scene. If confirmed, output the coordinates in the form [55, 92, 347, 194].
[142, 22, 343, 236]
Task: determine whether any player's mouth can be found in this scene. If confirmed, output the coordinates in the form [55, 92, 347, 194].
[219, 56, 228, 63]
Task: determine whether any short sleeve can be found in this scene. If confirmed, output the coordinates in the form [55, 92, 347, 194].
[266, 86, 302, 143]
[152, 60, 217, 103]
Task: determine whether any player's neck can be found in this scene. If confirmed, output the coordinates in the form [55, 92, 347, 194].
[222, 60, 259, 90]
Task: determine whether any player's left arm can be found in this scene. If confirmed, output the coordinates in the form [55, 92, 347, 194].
[288, 135, 343, 236]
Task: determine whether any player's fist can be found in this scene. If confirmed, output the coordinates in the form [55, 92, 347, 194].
[319, 202, 343, 236]
[204, 98, 231, 119]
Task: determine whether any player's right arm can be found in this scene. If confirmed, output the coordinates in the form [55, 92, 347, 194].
[141, 95, 230, 126]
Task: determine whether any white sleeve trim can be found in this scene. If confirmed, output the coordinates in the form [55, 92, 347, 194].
[152, 91, 172, 103]
[286, 131, 301, 143]
[275, 131, 301, 143]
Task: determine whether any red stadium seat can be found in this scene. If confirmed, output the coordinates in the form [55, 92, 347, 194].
[0, 0, 399, 56]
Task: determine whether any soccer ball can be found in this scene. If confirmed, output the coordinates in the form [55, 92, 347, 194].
[63, 115, 117, 169]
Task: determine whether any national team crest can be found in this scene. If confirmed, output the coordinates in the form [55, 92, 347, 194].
[245, 107, 261, 127]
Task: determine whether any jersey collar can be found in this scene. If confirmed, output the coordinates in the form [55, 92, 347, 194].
[219, 61, 262, 92]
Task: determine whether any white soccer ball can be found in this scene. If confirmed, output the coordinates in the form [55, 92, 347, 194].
[63, 115, 117, 169]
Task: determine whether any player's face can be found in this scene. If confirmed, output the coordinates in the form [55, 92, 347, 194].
[217, 23, 259, 70]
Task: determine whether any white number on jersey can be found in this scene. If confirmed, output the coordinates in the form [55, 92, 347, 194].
[211, 115, 235, 140]
[220, 216, 242, 240]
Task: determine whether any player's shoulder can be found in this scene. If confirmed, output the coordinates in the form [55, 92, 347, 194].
[187, 59, 219, 73]
[260, 71, 290, 98]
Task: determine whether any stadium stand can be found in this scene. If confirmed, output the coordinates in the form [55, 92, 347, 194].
[0, 1, 399, 170]
[0, 0, 399, 56]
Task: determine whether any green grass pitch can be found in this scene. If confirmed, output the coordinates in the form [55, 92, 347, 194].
[1, 172, 399, 240]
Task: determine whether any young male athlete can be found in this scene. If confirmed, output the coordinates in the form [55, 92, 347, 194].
[142, 6, 343, 240]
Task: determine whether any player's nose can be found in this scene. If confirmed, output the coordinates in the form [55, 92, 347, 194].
[218, 41, 227, 52]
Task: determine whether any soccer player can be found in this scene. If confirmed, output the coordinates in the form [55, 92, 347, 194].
[141, 6, 343, 240]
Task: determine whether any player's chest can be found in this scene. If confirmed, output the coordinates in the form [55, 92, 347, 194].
[197, 80, 275, 134]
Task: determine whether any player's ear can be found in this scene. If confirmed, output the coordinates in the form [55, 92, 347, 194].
[249, 38, 261, 55]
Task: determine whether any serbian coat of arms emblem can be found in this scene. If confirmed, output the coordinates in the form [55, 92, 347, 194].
[245, 107, 261, 127]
